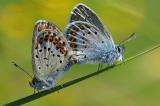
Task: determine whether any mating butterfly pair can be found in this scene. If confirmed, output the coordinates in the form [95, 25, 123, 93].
[30, 3, 124, 91]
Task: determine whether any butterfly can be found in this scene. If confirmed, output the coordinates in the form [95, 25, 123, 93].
[65, 3, 125, 66]
[30, 20, 74, 91]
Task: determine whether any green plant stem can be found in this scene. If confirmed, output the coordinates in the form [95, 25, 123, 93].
[4, 44, 160, 106]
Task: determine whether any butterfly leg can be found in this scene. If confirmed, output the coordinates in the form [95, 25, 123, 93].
[37, 90, 40, 93]
[97, 64, 100, 71]
[34, 89, 36, 94]
[97, 64, 103, 72]
[32, 89, 36, 94]
[33, 88, 39, 94]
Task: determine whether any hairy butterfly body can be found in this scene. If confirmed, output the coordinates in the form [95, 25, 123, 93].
[31, 20, 72, 91]
[65, 3, 124, 64]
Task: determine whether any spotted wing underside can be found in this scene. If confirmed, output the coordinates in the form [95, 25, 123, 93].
[32, 20, 70, 81]
[65, 4, 117, 64]
[66, 21, 115, 64]
[70, 3, 114, 42]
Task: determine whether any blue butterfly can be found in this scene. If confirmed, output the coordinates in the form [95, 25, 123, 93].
[65, 3, 125, 66]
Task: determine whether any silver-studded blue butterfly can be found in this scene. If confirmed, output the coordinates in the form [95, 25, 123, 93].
[30, 20, 73, 91]
[65, 3, 124, 66]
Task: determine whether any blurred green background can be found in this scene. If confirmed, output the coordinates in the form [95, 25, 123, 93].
[0, 0, 160, 106]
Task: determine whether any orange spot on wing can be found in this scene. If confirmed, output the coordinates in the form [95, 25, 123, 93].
[60, 47, 68, 56]
[60, 47, 65, 54]
[48, 35, 53, 42]
[53, 38, 60, 45]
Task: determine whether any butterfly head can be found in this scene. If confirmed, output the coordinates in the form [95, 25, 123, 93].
[29, 77, 56, 90]
[116, 33, 136, 61]
[116, 45, 125, 61]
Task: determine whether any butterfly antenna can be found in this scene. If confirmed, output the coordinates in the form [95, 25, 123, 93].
[119, 33, 136, 45]
[12, 61, 33, 79]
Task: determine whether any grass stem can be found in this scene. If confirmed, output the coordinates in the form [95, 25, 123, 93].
[4, 44, 160, 106]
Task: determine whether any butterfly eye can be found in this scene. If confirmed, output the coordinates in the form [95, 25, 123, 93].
[31, 80, 36, 86]
[117, 46, 121, 53]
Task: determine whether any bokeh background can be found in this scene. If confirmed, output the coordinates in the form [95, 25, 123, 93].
[0, 0, 160, 106]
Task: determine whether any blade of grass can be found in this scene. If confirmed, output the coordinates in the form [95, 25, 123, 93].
[4, 44, 160, 106]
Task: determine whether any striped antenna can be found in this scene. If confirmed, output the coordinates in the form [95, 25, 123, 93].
[119, 33, 136, 45]
[12, 61, 33, 79]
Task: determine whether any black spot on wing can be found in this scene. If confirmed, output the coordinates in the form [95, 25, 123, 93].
[57, 54, 60, 57]
[39, 49, 42, 52]
[48, 48, 51, 51]
[43, 57, 48, 60]
[35, 55, 38, 58]
[56, 47, 60, 50]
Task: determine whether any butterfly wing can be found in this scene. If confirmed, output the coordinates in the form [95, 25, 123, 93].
[66, 3, 117, 64]
[65, 21, 115, 64]
[69, 3, 114, 43]
[32, 20, 71, 82]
